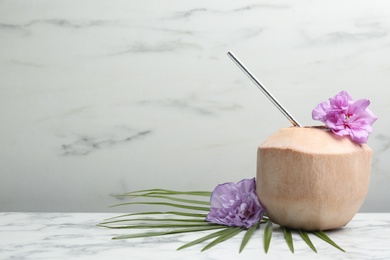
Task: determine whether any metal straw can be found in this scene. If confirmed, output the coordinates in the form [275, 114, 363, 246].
[227, 51, 301, 127]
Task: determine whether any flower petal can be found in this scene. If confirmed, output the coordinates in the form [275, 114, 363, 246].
[206, 178, 264, 229]
[348, 99, 370, 115]
[312, 101, 331, 122]
[349, 128, 369, 144]
[329, 91, 350, 111]
[358, 108, 378, 125]
[312, 91, 377, 144]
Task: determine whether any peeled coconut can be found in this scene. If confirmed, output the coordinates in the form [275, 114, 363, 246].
[256, 127, 372, 231]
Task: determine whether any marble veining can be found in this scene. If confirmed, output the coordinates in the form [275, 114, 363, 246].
[61, 129, 151, 156]
[1, 213, 390, 259]
[139, 97, 242, 116]
[170, 4, 291, 20]
[0, 0, 390, 213]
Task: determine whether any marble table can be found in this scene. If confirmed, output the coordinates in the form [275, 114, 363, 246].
[0, 212, 389, 259]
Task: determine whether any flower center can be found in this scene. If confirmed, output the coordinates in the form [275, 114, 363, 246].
[344, 114, 352, 121]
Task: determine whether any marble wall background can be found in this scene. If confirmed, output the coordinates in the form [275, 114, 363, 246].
[0, 0, 389, 212]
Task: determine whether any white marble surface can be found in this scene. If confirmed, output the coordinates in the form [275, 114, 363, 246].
[0, 0, 390, 212]
[1, 212, 390, 259]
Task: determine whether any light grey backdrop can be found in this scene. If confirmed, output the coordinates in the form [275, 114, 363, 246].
[1, 0, 389, 212]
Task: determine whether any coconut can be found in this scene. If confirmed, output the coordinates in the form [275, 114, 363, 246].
[256, 127, 372, 231]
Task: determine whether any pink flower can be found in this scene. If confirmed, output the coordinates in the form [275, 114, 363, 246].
[206, 178, 265, 229]
[312, 91, 377, 144]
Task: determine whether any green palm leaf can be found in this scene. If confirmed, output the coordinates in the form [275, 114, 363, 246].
[201, 227, 243, 251]
[314, 230, 345, 252]
[299, 230, 317, 253]
[100, 187, 347, 254]
[264, 220, 273, 253]
[99, 218, 207, 225]
[98, 222, 219, 229]
[121, 189, 211, 197]
[239, 221, 260, 253]
[283, 227, 294, 253]
[105, 211, 207, 220]
[110, 201, 210, 211]
[177, 228, 230, 250]
[113, 225, 226, 240]
[118, 194, 210, 206]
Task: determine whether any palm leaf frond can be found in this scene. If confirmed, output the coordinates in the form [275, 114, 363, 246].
[112, 225, 226, 240]
[283, 227, 294, 253]
[299, 230, 317, 253]
[264, 220, 273, 253]
[201, 227, 243, 252]
[239, 221, 260, 253]
[177, 228, 231, 250]
[110, 201, 210, 211]
[314, 230, 345, 252]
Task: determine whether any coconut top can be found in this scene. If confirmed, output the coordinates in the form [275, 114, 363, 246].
[260, 127, 372, 154]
